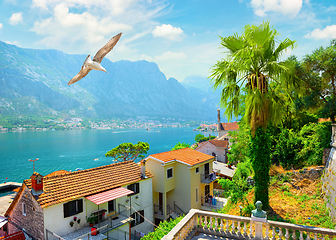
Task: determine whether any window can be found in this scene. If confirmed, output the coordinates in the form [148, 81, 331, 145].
[108, 200, 115, 213]
[196, 167, 199, 174]
[22, 203, 26, 216]
[63, 199, 83, 218]
[127, 183, 140, 196]
[131, 210, 144, 227]
[167, 168, 173, 179]
[196, 188, 198, 203]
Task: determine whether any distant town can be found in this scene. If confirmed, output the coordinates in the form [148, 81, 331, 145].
[0, 116, 215, 132]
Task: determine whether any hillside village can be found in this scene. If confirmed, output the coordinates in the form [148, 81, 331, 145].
[0, 112, 336, 240]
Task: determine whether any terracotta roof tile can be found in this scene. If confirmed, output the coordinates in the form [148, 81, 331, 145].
[149, 148, 214, 166]
[0, 231, 25, 240]
[196, 139, 228, 149]
[220, 122, 239, 131]
[21, 161, 153, 208]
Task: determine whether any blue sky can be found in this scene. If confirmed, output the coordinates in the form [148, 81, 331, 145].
[0, 0, 335, 82]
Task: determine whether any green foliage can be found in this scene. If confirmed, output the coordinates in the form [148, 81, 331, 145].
[227, 122, 250, 164]
[218, 161, 253, 213]
[142, 216, 184, 240]
[171, 142, 190, 150]
[105, 142, 150, 162]
[194, 134, 216, 143]
[250, 127, 271, 209]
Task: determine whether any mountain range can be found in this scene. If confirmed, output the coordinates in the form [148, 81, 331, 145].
[0, 41, 226, 122]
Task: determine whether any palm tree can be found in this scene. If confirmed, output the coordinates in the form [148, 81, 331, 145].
[210, 21, 299, 209]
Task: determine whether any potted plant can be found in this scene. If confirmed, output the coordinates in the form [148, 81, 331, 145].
[87, 215, 97, 227]
[70, 221, 74, 227]
[77, 219, 81, 224]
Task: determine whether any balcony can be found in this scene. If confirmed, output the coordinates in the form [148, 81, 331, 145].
[200, 172, 216, 184]
[162, 209, 336, 240]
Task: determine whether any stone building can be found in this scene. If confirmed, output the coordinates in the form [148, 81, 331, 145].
[5, 161, 154, 240]
[196, 139, 229, 163]
[217, 109, 239, 142]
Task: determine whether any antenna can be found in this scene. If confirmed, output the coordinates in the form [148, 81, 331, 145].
[28, 158, 39, 173]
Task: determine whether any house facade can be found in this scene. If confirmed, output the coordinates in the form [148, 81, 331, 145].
[196, 139, 229, 163]
[217, 109, 239, 141]
[5, 161, 154, 239]
[144, 148, 216, 225]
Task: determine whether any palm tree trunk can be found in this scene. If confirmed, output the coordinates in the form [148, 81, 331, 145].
[250, 127, 271, 210]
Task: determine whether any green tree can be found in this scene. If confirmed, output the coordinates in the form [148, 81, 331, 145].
[171, 142, 190, 150]
[298, 40, 336, 123]
[105, 142, 150, 162]
[210, 21, 298, 209]
[195, 134, 207, 143]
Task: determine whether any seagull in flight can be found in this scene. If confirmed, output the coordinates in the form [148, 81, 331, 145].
[68, 32, 122, 85]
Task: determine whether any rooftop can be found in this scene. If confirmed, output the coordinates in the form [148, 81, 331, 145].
[6, 161, 153, 214]
[220, 122, 239, 131]
[196, 140, 229, 149]
[148, 148, 214, 166]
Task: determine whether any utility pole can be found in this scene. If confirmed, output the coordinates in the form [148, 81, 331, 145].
[28, 158, 39, 173]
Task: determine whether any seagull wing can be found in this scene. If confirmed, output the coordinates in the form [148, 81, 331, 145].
[92, 32, 122, 63]
[68, 66, 92, 85]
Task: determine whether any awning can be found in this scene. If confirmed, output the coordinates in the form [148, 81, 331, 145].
[0, 216, 7, 228]
[85, 187, 134, 205]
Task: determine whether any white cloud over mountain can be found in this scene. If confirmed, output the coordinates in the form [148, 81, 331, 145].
[152, 24, 184, 41]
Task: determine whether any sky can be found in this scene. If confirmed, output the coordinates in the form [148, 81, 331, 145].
[0, 0, 335, 82]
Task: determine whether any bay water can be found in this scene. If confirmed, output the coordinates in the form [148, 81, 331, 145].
[0, 127, 213, 183]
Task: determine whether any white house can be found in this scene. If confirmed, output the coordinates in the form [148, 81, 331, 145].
[5, 161, 154, 239]
[196, 139, 229, 163]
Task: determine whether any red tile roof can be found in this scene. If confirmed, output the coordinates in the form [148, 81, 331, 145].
[0, 231, 25, 240]
[148, 148, 214, 166]
[220, 122, 239, 131]
[6, 161, 153, 210]
[196, 140, 228, 149]
[86, 187, 134, 205]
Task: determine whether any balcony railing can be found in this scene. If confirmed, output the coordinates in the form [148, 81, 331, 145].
[200, 172, 216, 184]
[162, 209, 336, 240]
[154, 204, 164, 216]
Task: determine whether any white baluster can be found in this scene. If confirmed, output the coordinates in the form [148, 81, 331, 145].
[215, 217, 218, 231]
[314, 233, 317, 240]
[272, 226, 276, 240]
[209, 217, 213, 231]
[306, 232, 310, 240]
[250, 222, 253, 238]
[232, 220, 236, 235]
[199, 215, 203, 228]
[322, 234, 325, 240]
[204, 216, 208, 230]
[285, 228, 289, 240]
[220, 219, 224, 232]
[244, 222, 247, 236]
[226, 219, 229, 233]
[237, 221, 241, 236]
[265, 224, 269, 240]
[300, 231, 304, 240]
[293, 230, 297, 240]
[279, 228, 283, 240]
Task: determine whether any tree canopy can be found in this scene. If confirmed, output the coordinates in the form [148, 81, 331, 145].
[105, 142, 150, 162]
[171, 142, 190, 150]
[210, 21, 298, 209]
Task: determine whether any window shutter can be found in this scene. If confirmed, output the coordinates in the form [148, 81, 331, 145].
[131, 212, 135, 227]
[77, 199, 83, 213]
[140, 210, 144, 223]
[136, 183, 140, 194]
[64, 202, 70, 218]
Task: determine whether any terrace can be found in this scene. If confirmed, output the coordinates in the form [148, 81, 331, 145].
[162, 209, 336, 240]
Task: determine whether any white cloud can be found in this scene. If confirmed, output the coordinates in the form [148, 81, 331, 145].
[155, 51, 186, 61]
[9, 12, 23, 25]
[152, 24, 184, 41]
[250, 0, 302, 18]
[304, 25, 336, 40]
[140, 54, 153, 61]
[0, 23, 2, 29]
[31, 0, 136, 15]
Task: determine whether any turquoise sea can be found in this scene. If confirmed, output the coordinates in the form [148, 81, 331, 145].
[1, 127, 212, 183]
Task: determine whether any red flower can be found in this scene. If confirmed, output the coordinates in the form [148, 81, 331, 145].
[74, 217, 77, 221]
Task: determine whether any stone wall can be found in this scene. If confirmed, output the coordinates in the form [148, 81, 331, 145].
[8, 185, 44, 240]
[322, 145, 336, 222]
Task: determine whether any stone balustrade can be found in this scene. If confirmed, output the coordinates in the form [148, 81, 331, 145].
[162, 209, 336, 240]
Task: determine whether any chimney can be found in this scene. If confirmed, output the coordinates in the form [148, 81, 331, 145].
[30, 172, 43, 195]
[141, 159, 147, 179]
